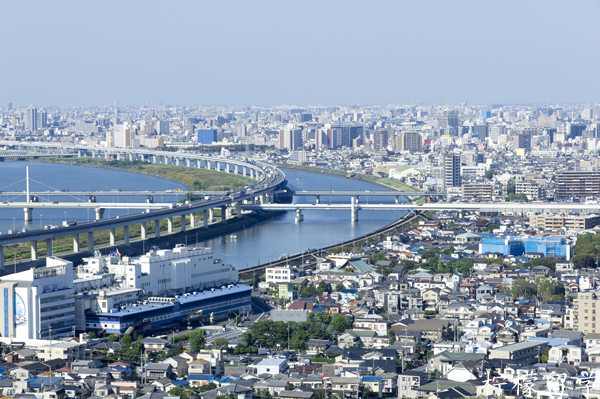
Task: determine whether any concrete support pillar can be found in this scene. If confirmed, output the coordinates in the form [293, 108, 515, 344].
[295, 209, 304, 223]
[190, 213, 196, 228]
[181, 215, 186, 231]
[155, 220, 161, 237]
[95, 208, 105, 220]
[46, 238, 53, 257]
[315, 195, 320, 204]
[109, 228, 116, 245]
[186, 159, 191, 167]
[234, 165, 239, 175]
[216, 162, 221, 171]
[0, 245, 3, 269]
[351, 196, 358, 223]
[206, 161, 211, 170]
[209, 208, 214, 223]
[153, 155, 157, 163]
[203, 210, 208, 227]
[175, 158, 180, 166]
[23, 207, 32, 222]
[124, 225, 130, 245]
[220, 205, 227, 222]
[141, 222, 147, 240]
[395, 196, 399, 204]
[88, 232, 94, 252]
[244, 167, 248, 177]
[73, 234, 80, 253]
[197, 160, 201, 168]
[164, 156, 169, 165]
[31, 241, 38, 260]
[167, 217, 173, 233]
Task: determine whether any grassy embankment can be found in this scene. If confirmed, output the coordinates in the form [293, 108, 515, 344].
[279, 163, 425, 202]
[4, 158, 255, 262]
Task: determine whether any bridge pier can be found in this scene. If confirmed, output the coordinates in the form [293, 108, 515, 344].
[109, 228, 116, 246]
[124, 225, 129, 244]
[315, 195, 320, 204]
[220, 205, 227, 222]
[23, 207, 32, 222]
[295, 209, 303, 223]
[190, 213, 196, 228]
[209, 208, 214, 223]
[203, 210, 208, 227]
[395, 196, 399, 204]
[181, 215, 187, 231]
[140, 222, 147, 240]
[31, 241, 37, 260]
[88, 232, 94, 252]
[167, 217, 173, 233]
[155, 220, 160, 237]
[73, 234, 80, 253]
[46, 238, 53, 257]
[95, 208, 105, 220]
[216, 162, 221, 171]
[350, 196, 358, 223]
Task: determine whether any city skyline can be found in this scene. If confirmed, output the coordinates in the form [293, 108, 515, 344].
[2, 1, 600, 107]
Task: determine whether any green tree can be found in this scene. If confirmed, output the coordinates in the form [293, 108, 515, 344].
[511, 278, 535, 299]
[107, 334, 119, 342]
[189, 330, 205, 352]
[573, 254, 596, 269]
[120, 335, 132, 348]
[536, 277, 565, 302]
[213, 338, 229, 349]
[330, 314, 350, 334]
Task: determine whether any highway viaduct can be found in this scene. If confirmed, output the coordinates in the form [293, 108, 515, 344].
[0, 143, 287, 268]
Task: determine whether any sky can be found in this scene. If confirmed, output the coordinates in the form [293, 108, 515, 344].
[1, 0, 600, 107]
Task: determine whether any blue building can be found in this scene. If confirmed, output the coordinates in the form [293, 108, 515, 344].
[480, 236, 571, 259]
[86, 284, 252, 333]
[197, 129, 217, 145]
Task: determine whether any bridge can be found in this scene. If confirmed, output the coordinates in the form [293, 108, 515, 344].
[0, 190, 227, 197]
[242, 201, 600, 223]
[0, 142, 287, 268]
[292, 190, 442, 204]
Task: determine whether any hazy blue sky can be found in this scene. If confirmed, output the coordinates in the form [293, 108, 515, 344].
[2, 1, 600, 107]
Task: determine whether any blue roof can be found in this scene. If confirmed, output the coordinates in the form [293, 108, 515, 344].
[27, 376, 63, 389]
[171, 380, 189, 386]
[188, 374, 215, 380]
[177, 284, 253, 305]
[91, 284, 252, 318]
[362, 376, 382, 382]
[341, 289, 357, 294]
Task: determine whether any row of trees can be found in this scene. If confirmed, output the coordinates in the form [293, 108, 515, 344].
[241, 313, 352, 350]
[509, 277, 565, 302]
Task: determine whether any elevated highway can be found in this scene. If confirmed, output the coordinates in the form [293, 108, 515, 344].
[242, 201, 600, 223]
[0, 142, 287, 267]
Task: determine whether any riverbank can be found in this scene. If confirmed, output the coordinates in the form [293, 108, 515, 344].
[279, 163, 417, 192]
[34, 157, 255, 191]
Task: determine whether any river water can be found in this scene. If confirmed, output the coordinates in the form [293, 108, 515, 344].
[0, 162, 406, 269]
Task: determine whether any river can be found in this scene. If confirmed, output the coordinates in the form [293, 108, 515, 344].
[0, 162, 406, 269]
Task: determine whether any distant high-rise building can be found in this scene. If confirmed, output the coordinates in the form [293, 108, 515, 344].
[512, 132, 531, 152]
[315, 130, 329, 150]
[237, 125, 247, 137]
[556, 171, 600, 199]
[113, 124, 132, 148]
[444, 154, 461, 187]
[471, 125, 488, 139]
[279, 127, 303, 150]
[372, 129, 389, 153]
[567, 123, 586, 139]
[37, 109, 47, 129]
[397, 131, 422, 152]
[157, 120, 170, 135]
[438, 110, 460, 135]
[330, 126, 352, 149]
[197, 129, 218, 145]
[24, 105, 37, 131]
